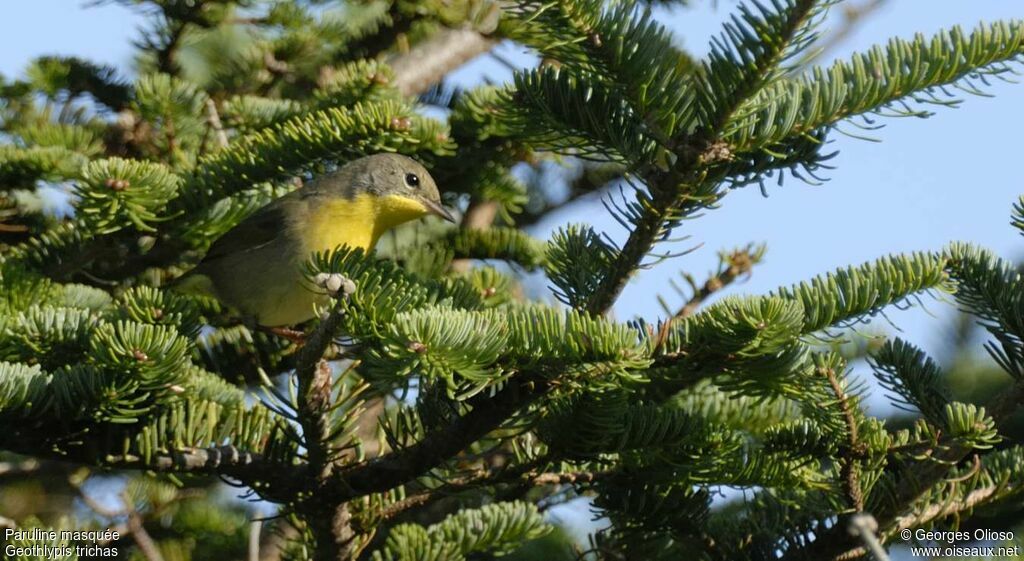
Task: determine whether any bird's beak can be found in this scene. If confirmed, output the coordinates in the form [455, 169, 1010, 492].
[423, 199, 457, 223]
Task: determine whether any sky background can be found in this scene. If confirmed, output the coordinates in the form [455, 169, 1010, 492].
[2, 0, 1024, 549]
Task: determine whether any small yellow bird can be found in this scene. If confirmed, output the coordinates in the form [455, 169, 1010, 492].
[175, 153, 454, 328]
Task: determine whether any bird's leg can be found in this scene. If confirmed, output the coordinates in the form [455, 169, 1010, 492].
[312, 272, 357, 301]
[261, 325, 308, 345]
[258, 274, 355, 346]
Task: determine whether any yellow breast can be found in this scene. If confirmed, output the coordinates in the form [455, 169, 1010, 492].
[302, 193, 430, 255]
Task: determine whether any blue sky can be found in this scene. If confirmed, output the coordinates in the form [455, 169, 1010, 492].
[3, 1, 1024, 383]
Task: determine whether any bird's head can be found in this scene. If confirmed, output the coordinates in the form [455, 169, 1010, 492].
[313, 153, 455, 226]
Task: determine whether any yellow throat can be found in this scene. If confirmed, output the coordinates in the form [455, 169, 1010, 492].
[303, 193, 430, 255]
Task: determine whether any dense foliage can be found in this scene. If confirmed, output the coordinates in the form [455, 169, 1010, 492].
[2, 1, 1023, 560]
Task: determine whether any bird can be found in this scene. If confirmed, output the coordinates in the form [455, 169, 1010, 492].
[173, 153, 455, 333]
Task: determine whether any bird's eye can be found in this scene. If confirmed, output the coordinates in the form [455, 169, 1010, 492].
[404, 173, 420, 188]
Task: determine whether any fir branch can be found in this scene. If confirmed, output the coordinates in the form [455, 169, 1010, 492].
[649, 295, 810, 399]
[0, 145, 87, 186]
[576, 0, 830, 314]
[782, 401, 1008, 560]
[1012, 195, 1024, 236]
[492, 67, 665, 163]
[11, 121, 105, 157]
[505, 0, 696, 139]
[82, 445, 308, 502]
[697, 0, 827, 136]
[325, 373, 549, 502]
[888, 446, 1024, 535]
[822, 364, 865, 512]
[772, 252, 950, 333]
[74, 157, 182, 235]
[730, 20, 1024, 152]
[945, 242, 1024, 381]
[295, 323, 345, 476]
[889, 484, 1002, 538]
[665, 244, 765, 333]
[868, 338, 951, 425]
[22, 55, 131, 111]
[183, 100, 451, 208]
[582, 168, 680, 315]
[371, 501, 550, 561]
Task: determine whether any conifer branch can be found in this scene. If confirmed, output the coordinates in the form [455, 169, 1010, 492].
[326, 373, 549, 502]
[823, 365, 865, 512]
[731, 20, 1024, 152]
[294, 297, 350, 471]
[781, 396, 1012, 560]
[6, 1, 1024, 557]
[290, 286, 361, 561]
[651, 245, 763, 356]
[699, 0, 824, 134]
[889, 481, 1007, 536]
[103, 445, 274, 473]
[583, 167, 678, 315]
[583, 0, 826, 315]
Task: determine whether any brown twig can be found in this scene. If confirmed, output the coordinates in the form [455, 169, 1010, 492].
[389, 28, 497, 97]
[124, 497, 166, 561]
[289, 288, 362, 561]
[673, 247, 760, 320]
[70, 474, 165, 561]
[248, 519, 262, 561]
[326, 373, 549, 503]
[823, 366, 865, 512]
[205, 98, 229, 149]
[651, 245, 762, 355]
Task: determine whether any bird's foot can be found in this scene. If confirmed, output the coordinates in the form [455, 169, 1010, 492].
[312, 272, 356, 300]
[262, 326, 308, 345]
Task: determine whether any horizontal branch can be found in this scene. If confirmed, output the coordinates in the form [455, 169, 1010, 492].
[2, 443, 309, 504]
[891, 480, 1002, 534]
[321, 374, 549, 503]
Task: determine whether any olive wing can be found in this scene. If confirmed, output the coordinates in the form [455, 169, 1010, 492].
[198, 201, 288, 267]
